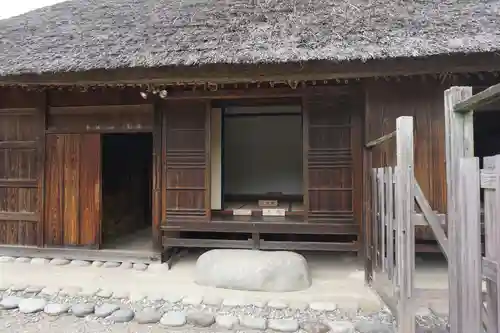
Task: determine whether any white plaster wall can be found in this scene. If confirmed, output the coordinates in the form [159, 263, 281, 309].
[210, 108, 222, 209]
[223, 105, 303, 195]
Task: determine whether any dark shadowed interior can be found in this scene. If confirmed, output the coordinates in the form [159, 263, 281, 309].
[101, 133, 152, 249]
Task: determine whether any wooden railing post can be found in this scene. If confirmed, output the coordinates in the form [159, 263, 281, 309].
[444, 86, 474, 333]
[483, 155, 500, 332]
[395, 116, 415, 333]
[456, 158, 482, 332]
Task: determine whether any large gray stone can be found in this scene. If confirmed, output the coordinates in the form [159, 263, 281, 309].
[268, 318, 299, 332]
[240, 316, 267, 330]
[215, 315, 239, 329]
[195, 249, 311, 292]
[19, 298, 47, 314]
[108, 308, 134, 323]
[160, 311, 187, 327]
[354, 320, 393, 333]
[95, 303, 119, 317]
[44, 303, 70, 316]
[135, 309, 163, 324]
[186, 312, 215, 327]
[0, 296, 23, 310]
[71, 303, 95, 317]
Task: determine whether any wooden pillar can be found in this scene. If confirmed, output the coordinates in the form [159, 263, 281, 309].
[36, 90, 48, 247]
[152, 102, 163, 251]
[443, 86, 475, 333]
[394, 116, 415, 333]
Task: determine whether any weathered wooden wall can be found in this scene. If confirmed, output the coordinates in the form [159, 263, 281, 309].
[365, 78, 448, 214]
[0, 88, 43, 246]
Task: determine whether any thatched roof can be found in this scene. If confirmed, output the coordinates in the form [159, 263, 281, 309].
[0, 0, 499, 77]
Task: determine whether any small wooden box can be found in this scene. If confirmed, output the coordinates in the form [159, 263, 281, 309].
[258, 200, 278, 207]
[262, 208, 286, 216]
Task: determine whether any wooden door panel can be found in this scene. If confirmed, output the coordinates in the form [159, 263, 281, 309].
[44, 134, 101, 247]
[164, 100, 210, 221]
[304, 94, 357, 223]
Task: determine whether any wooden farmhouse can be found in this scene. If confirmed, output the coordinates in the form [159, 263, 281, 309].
[0, 0, 499, 262]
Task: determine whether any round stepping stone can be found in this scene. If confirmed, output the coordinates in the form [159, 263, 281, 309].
[25, 285, 44, 294]
[268, 318, 300, 332]
[71, 303, 95, 317]
[300, 322, 330, 333]
[14, 257, 31, 263]
[240, 316, 267, 330]
[92, 261, 104, 267]
[160, 311, 187, 327]
[119, 262, 133, 269]
[327, 321, 356, 333]
[133, 263, 147, 271]
[70, 260, 91, 267]
[354, 320, 393, 333]
[50, 258, 70, 266]
[96, 289, 113, 298]
[0, 256, 14, 263]
[60, 286, 81, 297]
[41, 287, 60, 296]
[187, 312, 215, 327]
[103, 261, 120, 268]
[135, 309, 163, 324]
[0, 296, 23, 309]
[309, 301, 337, 312]
[216, 315, 239, 329]
[30, 258, 49, 265]
[95, 303, 119, 318]
[44, 303, 70, 316]
[19, 298, 47, 314]
[268, 300, 288, 310]
[108, 308, 134, 323]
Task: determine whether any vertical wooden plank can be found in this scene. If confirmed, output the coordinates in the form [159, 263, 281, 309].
[302, 95, 309, 222]
[44, 134, 64, 246]
[457, 157, 482, 333]
[351, 99, 364, 257]
[152, 103, 162, 251]
[79, 134, 101, 247]
[377, 168, 385, 271]
[386, 166, 394, 280]
[483, 155, 500, 333]
[204, 100, 211, 218]
[371, 168, 379, 272]
[395, 116, 415, 333]
[444, 86, 474, 333]
[363, 143, 373, 283]
[36, 90, 47, 246]
[63, 134, 80, 245]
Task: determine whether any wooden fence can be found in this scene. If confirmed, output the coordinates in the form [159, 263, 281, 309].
[365, 116, 449, 333]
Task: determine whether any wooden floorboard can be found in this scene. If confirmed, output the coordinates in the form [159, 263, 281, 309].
[0, 245, 161, 264]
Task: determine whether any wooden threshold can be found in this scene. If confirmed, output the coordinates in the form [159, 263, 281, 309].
[0, 245, 161, 264]
[162, 217, 358, 235]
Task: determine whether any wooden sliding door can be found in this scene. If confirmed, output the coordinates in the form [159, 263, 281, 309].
[303, 93, 361, 225]
[163, 100, 211, 222]
[44, 134, 101, 247]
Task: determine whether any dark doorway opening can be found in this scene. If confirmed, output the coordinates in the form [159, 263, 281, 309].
[101, 133, 153, 251]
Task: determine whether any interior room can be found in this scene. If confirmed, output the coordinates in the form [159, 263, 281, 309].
[210, 100, 304, 217]
[101, 133, 153, 251]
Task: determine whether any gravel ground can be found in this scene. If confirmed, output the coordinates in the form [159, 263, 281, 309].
[0, 289, 449, 333]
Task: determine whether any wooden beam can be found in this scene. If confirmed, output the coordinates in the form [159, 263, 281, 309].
[152, 101, 162, 251]
[0, 212, 37, 222]
[0, 141, 36, 149]
[2, 52, 500, 86]
[414, 181, 449, 260]
[49, 104, 153, 115]
[444, 86, 474, 333]
[365, 131, 396, 148]
[0, 179, 37, 188]
[36, 90, 48, 247]
[0, 108, 36, 115]
[454, 82, 500, 113]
